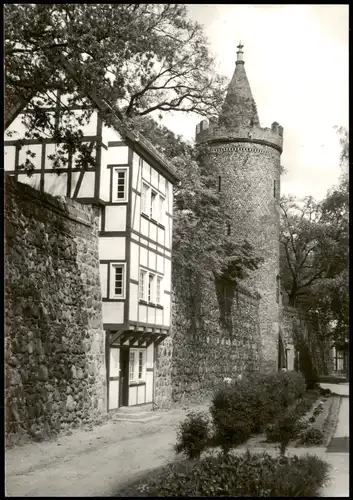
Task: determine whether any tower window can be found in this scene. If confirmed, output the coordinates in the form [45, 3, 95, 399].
[218, 175, 221, 192]
[226, 222, 231, 236]
[273, 180, 277, 199]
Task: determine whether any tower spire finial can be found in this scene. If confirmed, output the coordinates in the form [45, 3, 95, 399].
[236, 41, 244, 64]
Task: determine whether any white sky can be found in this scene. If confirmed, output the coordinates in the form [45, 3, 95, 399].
[161, 4, 349, 201]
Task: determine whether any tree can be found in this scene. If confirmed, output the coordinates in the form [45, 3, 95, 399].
[280, 126, 348, 341]
[5, 4, 225, 124]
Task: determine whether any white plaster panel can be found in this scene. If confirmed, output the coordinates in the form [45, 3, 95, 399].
[137, 385, 145, 404]
[18, 144, 42, 170]
[99, 264, 108, 298]
[164, 259, 171, 292]
[149, 223, 157, 242]
[17, 174, 41, 191]
[156, 308, 163, 325]
[109, 348, 120, 377]
[5, 114, 26, 137]
[78, 171, 95, 198]
[73, 109, 97, 135]
[140, 246, 148, 267]
[131, 232, 139, 243]
[105, 205, 127, 232]
[99, 148, 110, 201]
[164, 298, 171, 327]
[158, 174, 165, 195]
[129, 385, 138, 406]
[146, 344, 154, 367]
[148, 242, 157, 251]
[132, 193, 141, 232]
[148, 250, 157, 271]
[106, 145, 129, 165]
[132, 152, 142, 191]
[165, 219, 170, 248]
[145, 372, 153, 402]
[4, 146, 16, 171]
[98, 237, 125, 260]
[151, 167, 159, 189]
[167, 181, 173, 213]
[157, 227, 164, 246]
[129, 282, 138, 322]
[140, 217, 149, 238]
[102, 302, 124, 324]
[102, 123, 123, 144]
[157, 254, 164, 274]
[109, 381, 119, 410]
[44, 172, 68, 196]
[130, 242, 139, 281]
[148, 306, 155, 325]
[139, 304, 147, 324]
[142, 160, 151, 183]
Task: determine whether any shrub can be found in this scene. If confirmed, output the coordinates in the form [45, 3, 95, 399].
[117, 451, 330, 497]
[266, 408, 306, 456]
[210, 384, 252, 454]
[175, 411, 210, 460]
[298, 427, 325, 446]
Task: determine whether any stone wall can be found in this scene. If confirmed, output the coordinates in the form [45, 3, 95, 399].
[155, 278, 261, 407]
[5, 177, 106, 446]
[280, 306, 332, 375]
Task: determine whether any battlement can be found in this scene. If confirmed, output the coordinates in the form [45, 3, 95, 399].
[195, 119, 284, 152]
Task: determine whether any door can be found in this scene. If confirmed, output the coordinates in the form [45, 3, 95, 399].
[119, 347, 129, 407]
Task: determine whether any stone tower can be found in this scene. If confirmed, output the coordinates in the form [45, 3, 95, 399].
[195, 43, 283, 372]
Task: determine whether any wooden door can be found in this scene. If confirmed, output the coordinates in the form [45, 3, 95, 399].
[119, 347, 129, 407]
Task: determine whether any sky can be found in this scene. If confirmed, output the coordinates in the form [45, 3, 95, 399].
[161, 4, 349, 201]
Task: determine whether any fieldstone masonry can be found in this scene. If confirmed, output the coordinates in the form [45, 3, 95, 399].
[155, 281, 261, 407]
[5, 177, 106, 446]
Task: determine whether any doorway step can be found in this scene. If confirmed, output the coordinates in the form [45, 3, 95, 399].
[111, 403, 161, 423]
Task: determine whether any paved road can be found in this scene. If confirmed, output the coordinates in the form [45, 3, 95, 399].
[319, 383, 349, 497]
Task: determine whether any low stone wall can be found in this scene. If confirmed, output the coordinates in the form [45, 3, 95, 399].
[5, 177, 106, 446]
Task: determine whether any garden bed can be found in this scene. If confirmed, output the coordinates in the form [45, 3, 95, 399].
[114, 450, 330, 497]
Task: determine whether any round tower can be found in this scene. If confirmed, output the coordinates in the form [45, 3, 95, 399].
[196, 43, 283, 372]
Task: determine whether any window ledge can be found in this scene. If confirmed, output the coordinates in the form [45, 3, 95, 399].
[141, 212, 165, 229]
[129, 381, 146, 387]
[139, 300, 163, 309]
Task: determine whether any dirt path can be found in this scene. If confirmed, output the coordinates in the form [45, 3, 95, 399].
[5, 402, 210, 497]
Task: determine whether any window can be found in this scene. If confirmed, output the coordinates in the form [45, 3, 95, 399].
[159, 196, 165, 225]
[114, 266, 123, 296]
[218, 175, 221, 192]
[140, 268, 163, 305]
[142, 182, 149, 214]
[148, 273, 155, 302]
[273, 180, 277, 199]
[113, 167, 128, 202]
[109, 263, 126, 298]
[129, 351, 136, 382]
[129, 348, 146, 383]
[139, 351, 144, 379]
[150, 190, 157, 219]
[226, 222, 231, 236]
[156, 276, 162, 304]
[139, 269, 147, 300]
[141, 181, 165, 225]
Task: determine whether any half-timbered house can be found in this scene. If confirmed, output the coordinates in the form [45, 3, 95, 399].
[4, 58, 180, 411]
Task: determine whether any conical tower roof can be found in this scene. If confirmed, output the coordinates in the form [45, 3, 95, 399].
[218, 43, 260, 128]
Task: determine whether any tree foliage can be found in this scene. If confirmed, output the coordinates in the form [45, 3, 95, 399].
[5, 4, 225, 123]
[280, 127, 348, 341]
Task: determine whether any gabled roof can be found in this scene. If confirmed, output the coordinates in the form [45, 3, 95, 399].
[218, 43, 260, 129]
[5, 51, 180, 184]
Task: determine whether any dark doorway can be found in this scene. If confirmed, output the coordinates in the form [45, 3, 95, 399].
[119, 347, 129, 407]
